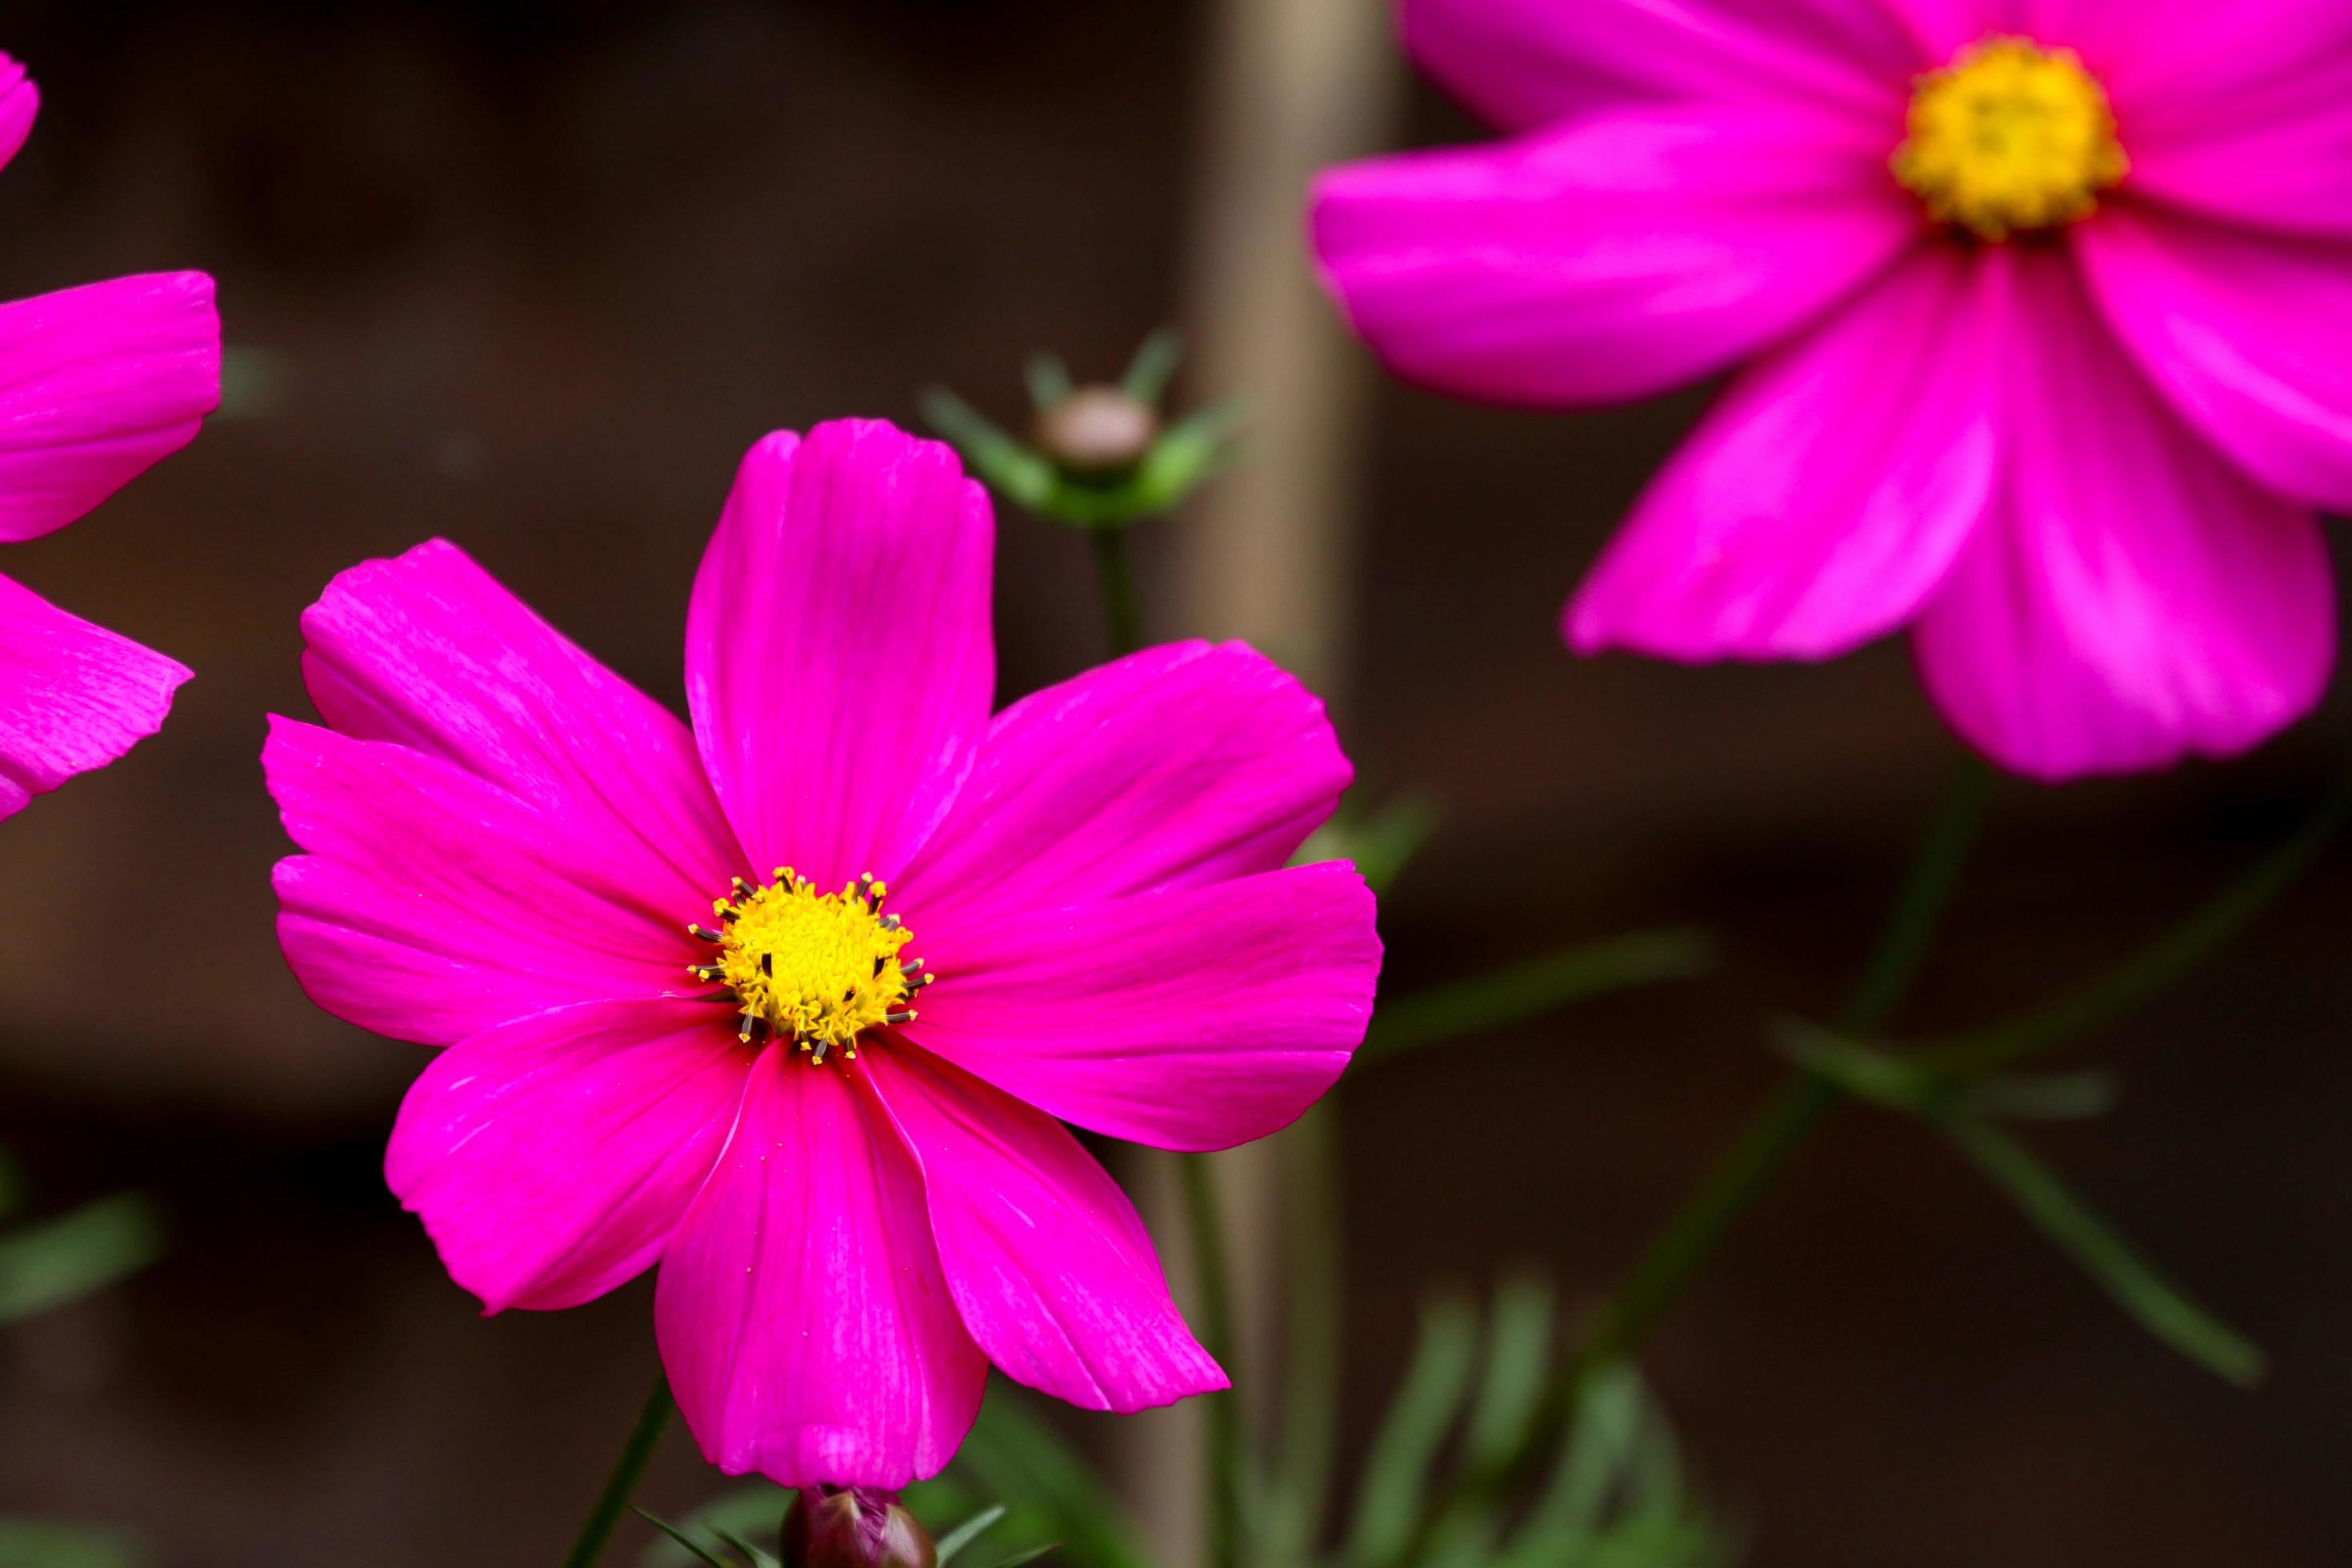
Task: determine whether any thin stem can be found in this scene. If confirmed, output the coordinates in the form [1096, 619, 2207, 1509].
[1919, 772, 2352, 1077]
[1579, 759, 1992, 1370]
[1390, 758, 1992, 1564]
[562, 1374, 674, 1568]
[1837, 761, 1997, 1034]
[1267, 1107, 1342, 1566]
[1182, 1154, 1244, 1568]
[1090, 526, 1146, 658]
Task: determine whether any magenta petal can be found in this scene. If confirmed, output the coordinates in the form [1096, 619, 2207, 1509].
[1569, 246, 1998, 660]
[2079, 211, 2352, 512]
[0, 274, 221, 543]
[1310, 106, 1918, 407]
[1914, 254, 2332, 781]
[267, 717, 702, 1046]
[861, 1045, 1224, 1414]
[0, 54, 36, 173]
[1400, 0, 1918, 130]
[897, 641, 1350, 930]
[0, 570, 187, 820]
[904, 863, 1380, 1153]
[686, 422, 994, 889]
[2025, 0, 2352, 145]
[657, 1046, 986, 1489]
[386, 999, 748, 1313]
[300, 540, 742, 921]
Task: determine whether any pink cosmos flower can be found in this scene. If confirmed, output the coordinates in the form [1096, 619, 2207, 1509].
[1310, 0, 2352, 779]
[0, 53, 219, 818]
[264, 418, 1380, 1488]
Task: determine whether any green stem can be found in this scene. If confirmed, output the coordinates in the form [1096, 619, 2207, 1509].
[1919, 773, 2352, 1077]
[1267, 1108, 1342, 1566]
[1182, 1154, 1244, 1568]
[1090, 526, 1146, 658]
[1390, 759, 1992, 1565]
[562, 1374, 673, 1568]
[1577, 759, 1992, 1372]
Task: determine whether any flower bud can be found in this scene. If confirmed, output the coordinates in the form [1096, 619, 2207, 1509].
[781, 1486, 938, 1568]
[1033, 385, 1161, 478]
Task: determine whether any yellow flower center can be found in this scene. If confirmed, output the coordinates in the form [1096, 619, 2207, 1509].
[687, 870, 930, 1063]
[1893, 37, 2126, 241]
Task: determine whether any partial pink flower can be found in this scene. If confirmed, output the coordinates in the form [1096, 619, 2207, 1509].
[266, 418, 1381, 1489]
[0, 52, 220, 818]
[1311, 0, 2352, 780]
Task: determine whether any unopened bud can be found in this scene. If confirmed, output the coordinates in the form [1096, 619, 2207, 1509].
[1034, 385, 1161, 478]
[781, 1486, 937, 1568]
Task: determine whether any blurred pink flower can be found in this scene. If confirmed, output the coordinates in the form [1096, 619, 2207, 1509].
[1312, 1, 2352, 779]
[0, 53, 219, 818]
[265, 418, 1379, 1489]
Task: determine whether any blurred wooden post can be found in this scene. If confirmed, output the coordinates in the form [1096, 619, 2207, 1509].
[1116, 0, 1401, 1558]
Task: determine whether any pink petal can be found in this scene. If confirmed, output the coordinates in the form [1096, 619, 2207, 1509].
[1913, 253, 2332, 781]
[2078, 210, 2352, 511]
[300, 540, 742, 922]
[895, 641, 1350, 932]
[1569, 245, 2000, 660]
[657, 1046, 986, 1489]
[860, 1045, 1224, 1414]
[1399, 0, 1926, 130]
[386, 998, 750, 1313]
[1310, 105, 1919, 407]
[0, 274, 221, 543]
[686, 422, 993, 890]
[0, 570, 187, 820]
[2025, 0, 2352, 142]
[0, 54, 37, 173]
[902, 863, 1381, 1154]
[266, 717, 704, 1046]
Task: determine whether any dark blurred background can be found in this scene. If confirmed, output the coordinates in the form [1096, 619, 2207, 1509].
[0, 3, 2348, 1565]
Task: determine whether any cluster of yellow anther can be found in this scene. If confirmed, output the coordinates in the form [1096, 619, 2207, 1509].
[1893, 37, 2126, 241]
[688, 870, 929, 1063]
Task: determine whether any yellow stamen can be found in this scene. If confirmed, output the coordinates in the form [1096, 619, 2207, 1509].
[692, 868, 918, 1063]
[1893, 37, 2126, 241]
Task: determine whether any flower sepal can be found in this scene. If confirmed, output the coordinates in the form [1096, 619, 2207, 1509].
[782, 1486, 938, 1568]
[922, 330, 1242, 531]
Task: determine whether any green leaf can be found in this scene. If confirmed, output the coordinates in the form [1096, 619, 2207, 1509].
[1958, 1070, 2119, 1122]
[965, 1546, 1059, 1568]
[1933, 1110, 2266, 1386]
[1342, 1292, 1481, 1566]
[1519, 1365, 1643, 1544]
[934, 1504, 1008, 1565]
[1464, 1275, 1554, 1470]
[632, 1510, 736, 1568]
[1363, 930, 1716, 1062]
[1774, 1021, 2118, 1122]
[0, 1194, 166, 1324]
[634, 1486, 790, 1568]
[709, 1525, 779, 1568]
[950, 1386, 1150, 1568]
[1770, 1022, 1938, 1113]
[0, 1518, 147, 1568]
